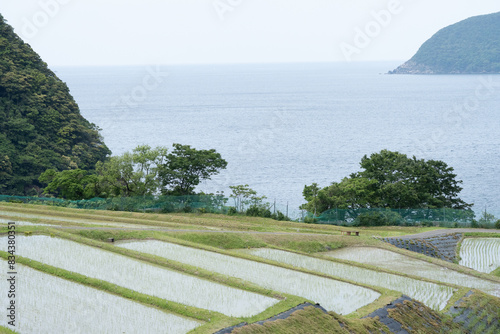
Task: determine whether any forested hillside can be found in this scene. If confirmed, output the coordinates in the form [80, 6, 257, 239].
[391, 12, 500, 74]
[0, 14, 110, 195]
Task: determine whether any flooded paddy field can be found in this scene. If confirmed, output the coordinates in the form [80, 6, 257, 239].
[459, 238, 500, 274]
[0, 211, 149, 228]
[118, 240, 381, 314]
[327, 247, 500, 297]
[0, 262, 201, 334]
[0, 235, 278, 317]
[246, 248, 456, 311]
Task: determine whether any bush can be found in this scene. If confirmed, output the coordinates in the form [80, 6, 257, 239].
[261, 209, 272, 218]
[354, 211, 403, 227]
[227, 207, 237, 216]
[246, 205, 261, 217]
[304, 216, 318, 224]
[421, 221, 434, 227]
[495, 220, 500, 229]
[274, 211, 288, 221]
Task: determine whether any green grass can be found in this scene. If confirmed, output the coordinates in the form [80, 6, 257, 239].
[457, 291, 500, 333]
[229, 306, 357, 334]
[0, 326, 18, 334]
[170, 233, 266, 249]
[464, 232, 500, 238]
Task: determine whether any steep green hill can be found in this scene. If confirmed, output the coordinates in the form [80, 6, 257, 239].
[390, 12, 500, 74]
[0, 14, 110, 195]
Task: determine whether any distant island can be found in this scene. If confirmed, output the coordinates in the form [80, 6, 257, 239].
[390, 12, 500, 74]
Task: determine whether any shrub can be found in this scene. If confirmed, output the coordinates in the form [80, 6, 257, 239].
[275, 211, 287, 221]
[304, 216, 318, 224]
[261, 209, 272, 218]
[354, 211, 403, 227]
[227, 207, 237, 216]
[245, 205, 261, 217]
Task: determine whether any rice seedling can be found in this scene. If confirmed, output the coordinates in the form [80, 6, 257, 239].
[0, 211, 146, 228]
[0, 236, 278, 317]
[327, 247, 500, 297]
[0, 218, 54, 227]
[459, 238, 500, 274]
[0, 262, 201, 334]
[118, 240, 381, 314]
[247, 248, 456, 311]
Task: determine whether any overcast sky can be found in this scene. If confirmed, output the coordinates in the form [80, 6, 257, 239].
[1, 0, 499, 66]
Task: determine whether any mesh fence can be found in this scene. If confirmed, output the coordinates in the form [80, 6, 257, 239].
[0, 195, 229, 214]
[303, 207, 481, 227]
[0, 195, 495, 228]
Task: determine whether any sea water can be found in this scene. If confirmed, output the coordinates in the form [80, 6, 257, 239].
[55, 62, 500, 218]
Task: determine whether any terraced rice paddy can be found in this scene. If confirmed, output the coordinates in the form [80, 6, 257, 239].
[247, 249, 455, 311]
[326, 247, 500, 297]
[118, 240, 381, 314]
[459, 238, 500, 274]
[0, 218, 54, 227]
[0, 211, 148, 228]
[2, 236, 278, 317]
[0, 262, 201, 334]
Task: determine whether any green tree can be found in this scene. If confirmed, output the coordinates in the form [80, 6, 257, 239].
[0, 15, 110, 195]
[301, 183, 320, 215]
[38, 169, 100, 200]
[95, 145, 168, 197]
[159, 144, 227, 196]
[302, 150, 472, 214]
[357, 150, 471, 209]
[229, 184, 268, 212]
[474, 211, 497, 228]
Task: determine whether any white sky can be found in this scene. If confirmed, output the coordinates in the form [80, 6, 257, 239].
[1, 0, 499, 66]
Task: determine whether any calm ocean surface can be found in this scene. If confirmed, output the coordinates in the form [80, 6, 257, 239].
[55, 62, 500, 218]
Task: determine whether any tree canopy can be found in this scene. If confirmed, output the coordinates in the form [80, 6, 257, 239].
[159, 144, 227, 196]
[40, 145, 168, 199]
[302, 150, 472, 214]
[95, 145, 168, 197]
[0, 14, 110, 195]
[39, 144, 227, 200]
